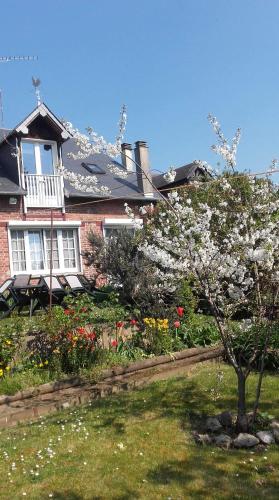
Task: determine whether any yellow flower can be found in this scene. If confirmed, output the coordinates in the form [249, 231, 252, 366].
[5, 340, 11, 345]
[44, 360, 49, 365]
[0, 369, 3, 377]
[39, 363, 44, 368]
[5, 366, 10, 371]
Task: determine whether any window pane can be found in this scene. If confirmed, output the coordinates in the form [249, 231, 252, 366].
[45, 230, 59, 269]
[39, 144, 54, 175]
[11, 230, 26, 271]
[104, 226, 134, 240]
[28, 231, 44, 270]
[22, 142, 36, 174]
[62, 229, 76, 269]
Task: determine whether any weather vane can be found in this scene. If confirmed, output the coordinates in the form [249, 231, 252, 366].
[32, 77, 41, 106]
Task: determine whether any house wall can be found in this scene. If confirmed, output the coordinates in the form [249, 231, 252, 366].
[0, 196, 140, 283]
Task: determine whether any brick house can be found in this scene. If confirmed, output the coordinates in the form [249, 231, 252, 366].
[0, 103, 160, 283]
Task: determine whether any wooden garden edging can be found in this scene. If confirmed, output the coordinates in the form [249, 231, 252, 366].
[0, 345, 224, 428]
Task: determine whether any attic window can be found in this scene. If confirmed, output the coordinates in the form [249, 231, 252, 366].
[82, 163, 105, 174]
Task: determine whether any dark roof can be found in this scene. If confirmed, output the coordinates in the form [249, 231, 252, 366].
[0, 164, 25, 195]
[62, 139, 161, 201]
[152, 162, 207, 189]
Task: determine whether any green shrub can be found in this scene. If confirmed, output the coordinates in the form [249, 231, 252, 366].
[177, 313, 220, 348]
[230, 321, 279, 370]
[0, 317, 24, 376]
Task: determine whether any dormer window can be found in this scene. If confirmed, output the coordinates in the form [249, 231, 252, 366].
[21, 139, 58, 175]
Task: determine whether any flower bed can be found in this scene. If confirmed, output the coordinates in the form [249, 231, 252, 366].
[0, 293, 221, 395]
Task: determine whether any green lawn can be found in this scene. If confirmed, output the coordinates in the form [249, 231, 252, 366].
[0, 362, 278, 499]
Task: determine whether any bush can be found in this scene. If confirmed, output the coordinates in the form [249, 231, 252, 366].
[230, 321, 279, 371]
[85, 229, 197, 319]
[0, 317, 24, 376]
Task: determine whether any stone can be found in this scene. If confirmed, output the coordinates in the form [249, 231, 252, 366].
[270, 421, 279, 443]
[61, 402, 70, 409]
[217, 411, 233, 428]
[272, 429, 279, 444]
[214, 433, 232, 449]
[270, 420, 279, 431]
[233, 433, 260, 448]
[193, 432, 212, 445]
[206, 417, 223, 432]
[256, 431, 275, 445]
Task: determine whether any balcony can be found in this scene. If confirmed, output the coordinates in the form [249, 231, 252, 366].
[24, 174, 64, 208]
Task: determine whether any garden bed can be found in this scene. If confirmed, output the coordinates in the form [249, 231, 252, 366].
[0, 345, 223, 428]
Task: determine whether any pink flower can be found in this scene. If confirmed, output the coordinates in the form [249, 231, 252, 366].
[174, 321, 180, 328]
[111, 339, 118, 347]
[130, 319, 137, 326]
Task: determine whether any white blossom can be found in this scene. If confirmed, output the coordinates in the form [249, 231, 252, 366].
[163, 166, 177, 183]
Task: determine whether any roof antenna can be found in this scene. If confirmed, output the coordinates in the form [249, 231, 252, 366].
[32, 77, 41, 106]
[0, 89, 4, 130]
[0, 55, 38, 63]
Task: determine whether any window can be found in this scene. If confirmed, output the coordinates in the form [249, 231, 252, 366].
[102, 219, 142, 241]
[82, 163, 105, 174]
[10, 228, 80, 274]
[62, 229, 76, 268]
[21, 140, 58, 175]
[11, 231, 26, 272]
[103, 225, 135, 240]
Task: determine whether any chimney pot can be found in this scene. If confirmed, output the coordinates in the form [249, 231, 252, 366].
[134, 140, 154, 198]
[121, 143, 134, 172]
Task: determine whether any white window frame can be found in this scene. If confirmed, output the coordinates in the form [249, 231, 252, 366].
[8, 222, 82, 276]
[102, 218, 142, 239]
[21, 138, 59, 176]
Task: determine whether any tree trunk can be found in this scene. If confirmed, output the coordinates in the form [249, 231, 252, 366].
[236, 371, 249, 432]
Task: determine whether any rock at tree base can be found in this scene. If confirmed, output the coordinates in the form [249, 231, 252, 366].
[233, 433, 260, 448]
[256, 431, 275, 445]
[206, 417, 223, 432]
[193, 432, 212, 445]
[270, 422, 279, 443]
[217, 411, 233, 428]
[214, 433, 232, 449]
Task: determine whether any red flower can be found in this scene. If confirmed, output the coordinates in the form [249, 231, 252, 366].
[174, 320, 181, 328]
[81, 307, 88, 313]
[64, 309, 71, 315]
[116, 321, 124, 328]
[111, 339, 118, 347]
[130, 319, 137, 326]
[88, 332, 96, 341]
[176, 307, 184, 317]
[76, 327, 86, 335]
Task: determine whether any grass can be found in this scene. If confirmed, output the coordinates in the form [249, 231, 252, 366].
[0, 362, 278, 499]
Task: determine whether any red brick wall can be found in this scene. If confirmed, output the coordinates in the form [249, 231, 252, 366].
[0, 196, 141, 282]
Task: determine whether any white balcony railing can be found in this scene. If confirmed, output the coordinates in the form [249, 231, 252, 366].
[24, 174, 64, 208]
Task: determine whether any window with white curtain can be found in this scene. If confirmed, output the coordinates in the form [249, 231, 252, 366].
[10, 228, 80, 274]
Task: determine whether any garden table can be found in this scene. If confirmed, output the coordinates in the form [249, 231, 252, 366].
[10, 282, 44, 317]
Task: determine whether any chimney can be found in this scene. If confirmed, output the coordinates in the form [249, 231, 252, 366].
[121, 143, 134, 172]
[134, 141, 154, 198]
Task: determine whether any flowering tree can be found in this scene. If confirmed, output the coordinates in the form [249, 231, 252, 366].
[139, 116, 279, 431]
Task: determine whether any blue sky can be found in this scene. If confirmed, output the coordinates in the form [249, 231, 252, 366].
[0, 0, 279, 178]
